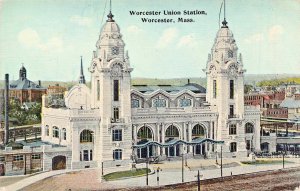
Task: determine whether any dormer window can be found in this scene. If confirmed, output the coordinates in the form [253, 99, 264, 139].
[152, 97, 166, 108]
[131, 99, 140, 108]
[179, 98, 192, 107]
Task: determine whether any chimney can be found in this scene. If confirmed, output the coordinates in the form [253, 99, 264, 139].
[4, 74, 9, 145]
[187, 79, 190, 84]
[38, 80, 41, 87]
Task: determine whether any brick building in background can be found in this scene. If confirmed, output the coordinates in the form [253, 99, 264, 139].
[9, 65, 46, 104]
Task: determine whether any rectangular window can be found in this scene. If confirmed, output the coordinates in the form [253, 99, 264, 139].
[230, 142, 237, 152]
[13, 155, 24, 161]
[83, 150, 89, 161]
[31, 154, 41, 159]
[229, 105, 234, 117]
[229, 124, 237, 135]
[90, 150, 93, 161]
[113, 107, 119, 120]
[0, 156, 5, 162]
[213, 80, 217, 98]
[246, 140, 251, 150]
[97, 80, 100, 101]
[112, 129, 122, 141]
[113, 149, 122, 160]
[230, 80, 234, 99]
[113, 80, 119, 101]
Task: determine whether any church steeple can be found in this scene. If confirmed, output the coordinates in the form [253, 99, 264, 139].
[79, 56, 86, 84]
[19, 63, 27, 81]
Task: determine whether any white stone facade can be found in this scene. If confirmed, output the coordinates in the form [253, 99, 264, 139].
[40, 12, 261, 170]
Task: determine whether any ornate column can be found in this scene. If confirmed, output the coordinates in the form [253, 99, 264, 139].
[133, 124, 137, 144]
[156, 123, 161, 155]
[188, 122, 192, 153]
[162, 123, 165, 155]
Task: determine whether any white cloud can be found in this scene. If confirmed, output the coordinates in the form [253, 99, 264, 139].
[126, 25, 143, 34]
[18, 28, 63, 52]
[268, 25, 283, 42]
[177, 34, 198, 48]
[155, 28, 178, 49]
[70, 15, 93, 26]
[244, 33, 264, 44]
[18, 28, 40, 47]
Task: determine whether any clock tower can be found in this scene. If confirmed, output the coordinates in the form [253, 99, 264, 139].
[205, 18, 247, 157]
[89, 9, 133, 166]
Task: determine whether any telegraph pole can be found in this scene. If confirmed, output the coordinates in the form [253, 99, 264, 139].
[221, 145, 223, 178]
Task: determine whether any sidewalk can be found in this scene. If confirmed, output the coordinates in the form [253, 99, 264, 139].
[108, 158, 300, 187]
[0, 169, 74, 191]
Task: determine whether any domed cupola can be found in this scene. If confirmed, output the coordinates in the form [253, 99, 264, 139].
[19, 64, 27, 80]
[210, 21, 238, 65]
[95, 9, 125, 60]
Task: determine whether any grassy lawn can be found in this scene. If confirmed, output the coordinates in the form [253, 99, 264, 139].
[103, 168, 150, 181]
[241, 159, 293, 165]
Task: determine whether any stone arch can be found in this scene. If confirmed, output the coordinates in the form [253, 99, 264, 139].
[52, 155, 66, 170]
[192, 124, 206, 138]
[165, 124, 180, 139]
[137, 125, 154, 142]
[245, 122, 255, 134]
[192, 122, 209, 137]
[79, 129, 94, 143]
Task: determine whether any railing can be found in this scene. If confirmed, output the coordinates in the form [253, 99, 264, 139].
[228, 114, 239, 119]
[111, 118, 125, 123]
[0, 125, 41, 143]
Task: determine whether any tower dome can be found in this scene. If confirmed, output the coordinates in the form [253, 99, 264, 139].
[96, 11, 124, 49]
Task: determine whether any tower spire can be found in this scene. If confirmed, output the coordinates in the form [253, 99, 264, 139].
[79, 56, 86, 84]
[221, 0, 228, 28]
[107, 0, 115, 22]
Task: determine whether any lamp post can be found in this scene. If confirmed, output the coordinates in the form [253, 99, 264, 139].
[156, 167, 160, 186]
[146, 157, 149, 186]
[182, 153, 184, 183]
[221, 145, 223, 178]
[197, 170, 200, 191]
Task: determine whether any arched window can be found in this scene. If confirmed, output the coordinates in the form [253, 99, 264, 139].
[230, 142, 237, 152]
[229, 124, 237, 135]
[192, 124, 205, 137]
[179, 98, 192, 107]
[53, 126, 59, 138]
[245, 123, 254, 134]
[80, 130, 93, 143]
[131, 99, 140, 108]
[45, 125, 49, 136]
[62, 128, 66, 140]
[165, 125, 179, 137]
[137, 126, 153, 140]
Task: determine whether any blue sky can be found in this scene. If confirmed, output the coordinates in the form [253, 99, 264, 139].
[0, 0, 299, 82]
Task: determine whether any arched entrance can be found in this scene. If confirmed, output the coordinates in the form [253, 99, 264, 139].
[52, 155, 66, 170]
[192, 124, 206, 155]
[165, 125, 180, 157]
[137, 125, 153, 158]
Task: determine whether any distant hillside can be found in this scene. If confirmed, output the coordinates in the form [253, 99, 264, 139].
[0, 74, 299, 89]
